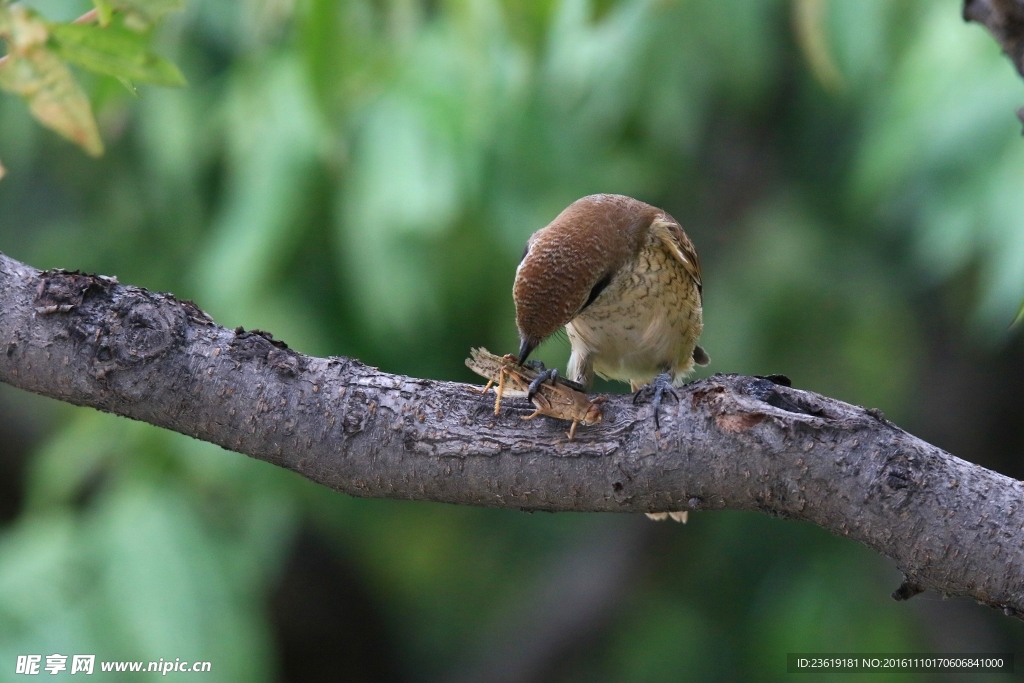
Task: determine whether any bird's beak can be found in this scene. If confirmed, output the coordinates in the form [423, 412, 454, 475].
[518, 337, 538, 364]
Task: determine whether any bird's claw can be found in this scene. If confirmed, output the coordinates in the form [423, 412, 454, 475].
[519, 359, 588, 394]
[527, 368, 559, 400]
[633, 372, 678, 429]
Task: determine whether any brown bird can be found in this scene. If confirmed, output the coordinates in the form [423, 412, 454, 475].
[513, 194, 709, 522]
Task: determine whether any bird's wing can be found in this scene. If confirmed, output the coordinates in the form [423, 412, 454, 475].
[650, 217, 702, 299]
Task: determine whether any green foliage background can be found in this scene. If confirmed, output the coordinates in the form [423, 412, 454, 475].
[0, 0, 1023, 680]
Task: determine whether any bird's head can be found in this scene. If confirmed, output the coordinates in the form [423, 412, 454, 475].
[512, 194, 658, 363]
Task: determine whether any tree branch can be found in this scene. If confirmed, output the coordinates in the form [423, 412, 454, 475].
[0, 252, 1022, 618]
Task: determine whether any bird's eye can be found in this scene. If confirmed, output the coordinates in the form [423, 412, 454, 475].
[581, 273, 613, 312]
[520, 243, 529, 263]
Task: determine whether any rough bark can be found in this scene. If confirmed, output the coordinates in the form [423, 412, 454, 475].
[0, 252, 1022, 618]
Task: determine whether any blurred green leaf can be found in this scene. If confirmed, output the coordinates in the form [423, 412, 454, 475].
[0, 50, 104, 156]
[826, 0, 894, 87]
[92, 0, 184, 28]
[1012, 299, 1024, 328]
[603, 592, 714, 682]
[0, 6, 103, 156]
[853, 3, 1024, 331]
[118, 74, 140, 95]
[792, 0, 845, 91]
[92, 0, 114, 27]
[0, 513, 91, 657]
[195, 56, 327, 343]
[49, 20, 186, 87]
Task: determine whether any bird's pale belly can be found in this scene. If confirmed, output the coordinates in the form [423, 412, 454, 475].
[566, 244, 702, 389]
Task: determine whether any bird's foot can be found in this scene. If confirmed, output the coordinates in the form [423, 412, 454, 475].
[527, 368, 559, 400]
[632, 372, 678, 429]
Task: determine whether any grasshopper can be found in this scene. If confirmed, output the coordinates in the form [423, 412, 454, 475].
[466, 347, 606, 440]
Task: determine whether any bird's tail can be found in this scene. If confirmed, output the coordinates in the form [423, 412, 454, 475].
[692, 345, 710, 366]
[646, 511, 688, 523]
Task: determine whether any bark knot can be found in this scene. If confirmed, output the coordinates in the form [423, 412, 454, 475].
[229, 327, 307, 378]
[118, 300, 183, 361]
[873, 448, 926, 509]
[82, 295, 188, 382]
[35, 269, 117, 314]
